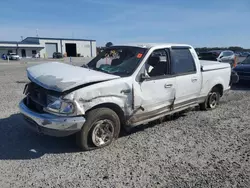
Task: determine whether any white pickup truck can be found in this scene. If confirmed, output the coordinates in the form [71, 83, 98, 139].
[19, 43, 231, 150]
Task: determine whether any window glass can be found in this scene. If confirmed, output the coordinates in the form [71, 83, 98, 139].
[171, 49, 196, 74]
[145, 49, 168, 77]
[223, 52, 233, 56]
[241, 56, 250, 64]
[198, 52, 218, 61]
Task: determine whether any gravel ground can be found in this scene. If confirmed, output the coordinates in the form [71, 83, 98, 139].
[0, 64, 250, 188]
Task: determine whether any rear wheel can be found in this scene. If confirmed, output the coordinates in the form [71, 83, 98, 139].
[76, 108, 120, 151]
[207, 91, 220, 109]
[199, 88, 221, 110]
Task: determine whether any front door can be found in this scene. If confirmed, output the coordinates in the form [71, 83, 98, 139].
[131, 48, 176, 124]
[170, 47, 201, 106]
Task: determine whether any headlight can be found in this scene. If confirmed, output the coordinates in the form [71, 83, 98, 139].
[45, 99, 75, 115]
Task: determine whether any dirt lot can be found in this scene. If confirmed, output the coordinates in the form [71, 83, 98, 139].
[0, 63, 249, 188]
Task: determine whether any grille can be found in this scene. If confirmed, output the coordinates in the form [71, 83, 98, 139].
[25, 97, 45, 113]
[25, 82, 59, 113]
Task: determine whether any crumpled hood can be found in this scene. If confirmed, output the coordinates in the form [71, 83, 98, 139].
[27, 62, 120, 92]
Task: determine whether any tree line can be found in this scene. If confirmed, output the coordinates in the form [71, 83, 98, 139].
[194, 47, 250, 53]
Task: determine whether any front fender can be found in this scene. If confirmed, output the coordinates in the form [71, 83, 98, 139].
[63, 78, 133, 116]
[80, 95, 132, 115]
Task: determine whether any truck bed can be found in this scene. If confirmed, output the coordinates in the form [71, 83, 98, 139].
[200, 60, 230, 71]
[199, 60, 231, 98]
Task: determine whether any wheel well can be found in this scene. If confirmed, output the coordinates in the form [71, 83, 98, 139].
[86, 103, 126, 126]
[212, 84, 223, 96]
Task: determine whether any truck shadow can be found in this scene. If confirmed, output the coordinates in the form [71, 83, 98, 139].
[0, 114, 79, 160]
[0, 112, 190, 160]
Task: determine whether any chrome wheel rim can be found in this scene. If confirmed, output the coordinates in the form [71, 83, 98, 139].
[209, 92, 218, 108]
[91, 119, 114, 147]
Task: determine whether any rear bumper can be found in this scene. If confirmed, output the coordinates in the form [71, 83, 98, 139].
[19, 99, 86, 137]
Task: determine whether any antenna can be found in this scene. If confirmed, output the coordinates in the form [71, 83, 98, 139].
[36, 29, 39, 37]
[21, 36, 23, 41]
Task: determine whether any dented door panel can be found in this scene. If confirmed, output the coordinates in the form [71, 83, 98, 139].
[131, 77, 176, 124]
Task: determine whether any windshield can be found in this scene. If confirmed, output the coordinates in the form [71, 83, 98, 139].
[85, 46, 147, 76]
[241, 56, 250, 64]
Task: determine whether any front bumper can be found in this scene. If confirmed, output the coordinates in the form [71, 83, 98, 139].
[19, 99, 86, 137]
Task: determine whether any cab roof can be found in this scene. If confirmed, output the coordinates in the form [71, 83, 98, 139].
[113, 43, 192, 49]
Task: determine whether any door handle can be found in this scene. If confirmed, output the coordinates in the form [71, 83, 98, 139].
[120, 89, 131, 94]
[164, 84, 173, 88]
[191, 78, 198, 82]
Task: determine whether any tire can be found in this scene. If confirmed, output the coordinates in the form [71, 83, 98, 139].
[76, 108, 120, 151]
[199, 87, 221, 110]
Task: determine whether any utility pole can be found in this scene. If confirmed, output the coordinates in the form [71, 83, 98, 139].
[36, 29, 39, 37]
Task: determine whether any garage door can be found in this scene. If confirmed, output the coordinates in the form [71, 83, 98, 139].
[45, 43, 58, 58]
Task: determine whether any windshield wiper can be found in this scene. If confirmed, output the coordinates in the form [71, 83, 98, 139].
[82, 64, 90, 69]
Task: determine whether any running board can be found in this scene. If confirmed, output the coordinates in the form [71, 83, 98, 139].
[129, 103, 198, 127]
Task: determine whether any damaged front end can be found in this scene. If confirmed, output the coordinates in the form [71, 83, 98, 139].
[23, 81, 86, 116]
[19, 61, 134, 137]
[19, 82, 86, 137]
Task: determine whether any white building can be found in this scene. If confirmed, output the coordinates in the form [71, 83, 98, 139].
[0, 37, 96, 58]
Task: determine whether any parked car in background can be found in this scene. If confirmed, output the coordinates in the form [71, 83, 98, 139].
[211, 50, 235, 63]
[198, 51, 239, 85]
[234, 52, 241, 57]
[239, 52, 250, 57]
[19, 43, 232, 151]
[1, 54, 7, 60]
[233, 55, 250, 82]
[198, 50, 236, 68]
[53, 52, 63, 59]
[7, 53, 20, 60]
[198, 52, 218, 61]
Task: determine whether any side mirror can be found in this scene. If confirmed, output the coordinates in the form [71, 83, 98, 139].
[140, 73, 149, 82]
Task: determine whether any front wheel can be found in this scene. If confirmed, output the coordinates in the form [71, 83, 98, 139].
[76, 108, 120, 151]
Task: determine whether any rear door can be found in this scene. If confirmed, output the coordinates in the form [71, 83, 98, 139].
[170, 47, 202, 106]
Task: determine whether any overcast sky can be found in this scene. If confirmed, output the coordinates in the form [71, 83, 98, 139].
[0, 0, 249, 48]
